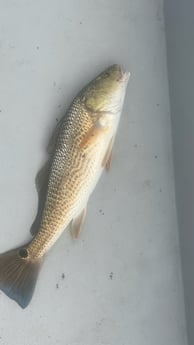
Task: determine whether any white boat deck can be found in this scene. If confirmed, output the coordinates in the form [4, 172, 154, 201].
[0, 1, 188, 344]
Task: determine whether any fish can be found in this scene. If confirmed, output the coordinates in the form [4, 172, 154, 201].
[0, 64, 130, 308]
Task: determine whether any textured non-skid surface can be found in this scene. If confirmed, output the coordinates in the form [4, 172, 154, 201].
[0, 1, 187, 344]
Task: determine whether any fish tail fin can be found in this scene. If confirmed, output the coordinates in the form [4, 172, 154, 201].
[0, 246, 42, 308]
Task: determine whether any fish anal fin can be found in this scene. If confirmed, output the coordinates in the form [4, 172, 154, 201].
[71, 207, 87, 239]
[102, 136, 115, 171]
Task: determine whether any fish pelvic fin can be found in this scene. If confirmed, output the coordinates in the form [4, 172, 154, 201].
[0, 246, 42, 309]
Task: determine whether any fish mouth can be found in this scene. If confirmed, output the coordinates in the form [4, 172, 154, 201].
[122, 72, 130, 85]
[103, 64, 130, 84]
[113, 64, 130, 83]
[120, 67, 130, 83]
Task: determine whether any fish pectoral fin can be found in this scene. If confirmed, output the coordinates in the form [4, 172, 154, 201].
[79, 117, 109, 149]
[102, 136, 115, 171]
[79, 126, 103, 149]
[71, 207, 87, 239]
[47, 118, 62, 154]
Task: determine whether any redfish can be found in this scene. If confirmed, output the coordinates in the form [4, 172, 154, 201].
[0, 64, 130, 308]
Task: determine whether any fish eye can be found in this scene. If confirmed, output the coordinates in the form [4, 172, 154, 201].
[19, 248, 28, 258]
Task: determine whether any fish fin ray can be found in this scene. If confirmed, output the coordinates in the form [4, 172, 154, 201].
[102, 136, 115, 171]
[31, 160, 50, 236]
[79, 117, 109, 149]
[35, 160, 50, 194]
[47, 118, 62, 154]
[79, 126, 101, 149]
[30, 210, 42, 236]
[0, 246, 42, 308]
[71, 207, 87, 239]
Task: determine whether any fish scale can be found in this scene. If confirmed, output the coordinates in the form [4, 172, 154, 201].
[29, 99, 104, 254]
[0, 64, 130, 308]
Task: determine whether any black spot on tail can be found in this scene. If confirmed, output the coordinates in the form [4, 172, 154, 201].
[19, 248, 28, 258]
[0, 246, 42, 308]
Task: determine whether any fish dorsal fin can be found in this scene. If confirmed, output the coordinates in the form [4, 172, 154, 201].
[35, 160, 50, 193]
[30, 160, 50, 236]
[102, 136, 115, 171]
[71, 207, 87, 239]
[31, 119, 62, 235]
[47, 118, 62, 154]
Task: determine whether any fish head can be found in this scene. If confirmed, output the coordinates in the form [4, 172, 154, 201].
[83, 64, 130, 114]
